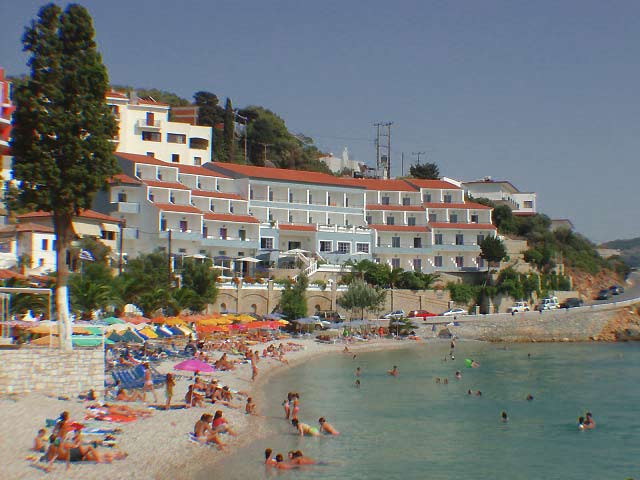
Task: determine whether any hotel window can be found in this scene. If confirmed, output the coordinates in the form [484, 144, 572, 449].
[455, 256, 464, 268]
[408, 217, 416, 226]
[345, 197, 349, 207]
[423, 193, 432, 203]
[260, 237, 274, 249]
[387, 216, 395, 226]
[42, 239, 48, 250]
[180, 221, 188, 232]
[268, 212, 273, 222]
[327, 217, 332, 225]
[117, 192, 127, 202]
[194, 157, 202, 166]
[178, 248, 187, 254]
[167, 133, 186, 144]
[413, 258, 422, 272]
[435, 234, 443, 245]
[288, 214, 293, 223]
[239, 229, 246, 241]
[456, 234, 464, 245]
[289, 192, 293, 202]
[471, 214, 479, 223]
[169, 195, 175, 203]
[146, 112, 154, 125]
[392, 237, 400, 248]
[308, 193, 313, 204]
[414, 237, 422, 248]
[524, 200, 534, 208]
[203, 226, 208, 237]
[171, 154, 180, 163]
[443, 194, 452, 203]
[320, 241, 333, 252]
[229, 203, 234, 213]
[219, 227, 227, 239]
[337, 242, 351, 254]
[449, 214, 458, 223]
[327, 195, 332, 205]
[149, 193, 155, 202]
[268, 190, 273, 201]
[434, 256, 443, 267]
[250, 189, 254, 200]
[391, 258, 400, 269]
[402, 197, 411, 206]
[366, 216, 372, 225]
[157, 173, 163, 180]
[477, 234, 485, 245]
[160, 219, 167, 231]
[381, 196, 390, 205]
[429, 213, 437, 223]
[141, 131, 161, 142]
[356, 243, 369, 253]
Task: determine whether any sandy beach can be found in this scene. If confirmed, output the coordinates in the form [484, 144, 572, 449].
[0, 336, 424, 480]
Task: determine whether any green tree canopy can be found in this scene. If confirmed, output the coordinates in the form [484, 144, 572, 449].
[337, 279, 386, 320]
[279, 273, 308, 320]
[409, 162, 440, 179]
[11, 4, 118, 349]
[480, 236, 508, 265]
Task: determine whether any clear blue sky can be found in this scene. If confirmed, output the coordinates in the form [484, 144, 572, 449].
[1, 0, 639, 243]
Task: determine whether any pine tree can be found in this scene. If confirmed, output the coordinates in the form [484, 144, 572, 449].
[11, 4, 118, 350]
[223, 98, 235, 162]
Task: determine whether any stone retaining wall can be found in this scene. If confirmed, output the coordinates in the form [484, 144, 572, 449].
[0, 347, 104, 398]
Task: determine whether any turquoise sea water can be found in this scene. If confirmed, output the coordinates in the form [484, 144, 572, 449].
[207, 341, 640, 480]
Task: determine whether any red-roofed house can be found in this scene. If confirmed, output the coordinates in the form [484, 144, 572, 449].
[0, 221, 57, 273]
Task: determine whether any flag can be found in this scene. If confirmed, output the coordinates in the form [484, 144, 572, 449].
[79, 250, 95, 261]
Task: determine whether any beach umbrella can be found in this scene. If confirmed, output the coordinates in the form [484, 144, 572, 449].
[235, 314, 255, 323]
[139, 326, 158, 339]
[149, 317, 167, 324]
[27, 324, 56, 335]
[102, 317, 126, 325]
[125, 316, 149, 325]
[156, 325, 174, 337]
[107, 331, 124, 343]
[164, 317, 186, 326]
[197, 325, 229, 334]
[31, 334, 57, 345]
[174, 358, 215, 373]
[169, 326, 185, 336]
[228, 323, 248, 331]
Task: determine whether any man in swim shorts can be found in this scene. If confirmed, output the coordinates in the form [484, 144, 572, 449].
[318, 417, 340, 435]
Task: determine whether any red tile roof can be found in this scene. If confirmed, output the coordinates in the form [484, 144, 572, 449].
[106, 91, 127, 99]
[405, 179, 461, 190]
[17, 209, 121, 223]
[153, 203, 202, 214]
[16, 222, 54, 233]
[369, 224, 430, 232]
[279, 223, 317, 232]
[191, 190, 243, 200]
[144, 180, 190, 190]
[208, 163, 363, 188]
[424, 202, 491, 210]
[429, 222, 496, 230]
[0, 269, 27, 280]
[137, 98, 169, 107]
[366, 204, 425, 211]
[345, 178, 418, 192]
[108, 173, 143, 185]
[178, 164, 229, 178]
[203, 213, 259, 224]
[116, 152, 177, 167]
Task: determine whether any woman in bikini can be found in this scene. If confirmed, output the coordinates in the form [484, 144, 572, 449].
[291, 419, 320, 437]
[292, 393, 300, 421]
[142, 363, 158, 403]
[283, 392, 292, 419]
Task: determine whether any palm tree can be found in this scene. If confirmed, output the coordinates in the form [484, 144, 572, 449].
[68, 276, 116, 320]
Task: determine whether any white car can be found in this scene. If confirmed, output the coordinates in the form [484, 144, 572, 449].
[508, 301, 530, 313]
[537, 297, 560, 311]
[382, 310, 405, 320]
[441, 308, 467, 317]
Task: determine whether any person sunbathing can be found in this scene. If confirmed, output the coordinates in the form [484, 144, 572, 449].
[185, 385, 204, 407]
[194, 414, 226, 449]
[33, 429, 48, 452]
[115, 383, 145, 402]
[212, 410, 237, 436]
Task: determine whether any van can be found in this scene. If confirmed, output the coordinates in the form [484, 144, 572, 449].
[314, 311, 345, 323]
[537, 297, 560, 311]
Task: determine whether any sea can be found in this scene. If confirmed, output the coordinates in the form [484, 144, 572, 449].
[205, 341, 640, 480]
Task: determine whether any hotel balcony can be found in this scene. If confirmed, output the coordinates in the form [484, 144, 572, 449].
[112, 201, 140, 214]
[201, 236, 259, 249]
[137, 119, 163, 130]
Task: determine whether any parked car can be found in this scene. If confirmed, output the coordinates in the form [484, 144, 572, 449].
[441, 308, 468, 317]
[408, 309, 437, 319]
[596, 289, 611, 300]
[609, 285, 625, 295]
[314, 310, 345, 322]
[382, 310, 405, 320]
[507, 301, 530, 313]
[560, 297, 584, 309]
[536, 297, 560, 311]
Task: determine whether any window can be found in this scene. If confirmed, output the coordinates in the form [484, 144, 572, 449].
[288, 214, 293, 223]
[392, 237, 400, 248]
[477, 234, 485, 245]
[449, 214, 458, 223]
[414, 237, 422, 248]
[117, 192, 127, 202]
[471, 214, 479, 223]
[477, 256, 485, 268]
[42, 239, 48, 250]
[149, 193, 155, 202]
[219, 227, 227, 239]
[167, 133, 186, 144]
[146, 152, 154, 157]
[289, 192, 293, 202]
[524, 200, 534, 209]
[268, 190, 273, 201]
[366, 216, 372, 225]
[386, 216, 395, 226]
[199, 249, 206, 255]
[337, 242, 351, 254]
[179, 221, 188, 232]
[408, 217, 416, 226]
[402, 197, 411, 206]
[434, 256, 443, 267]
[320, 241, 333, 252]
[308, 216, 313, 224]
[288, 241, 301, 250]
[356, 243, 369, 253]
[160, 219, 167, 231]
[178, 248, 187, 254]
[443, 194, 452, 203]
[141, 131, 161, 142]
[203, 226, 208, 237]
[345, 197, 349, 207]
[261, 237, 274, 249]
[157, 173, 163, 180]
[194, 157, 202, 166]
[101, 231, 115, 241]
[239, 229, 246, 241]
[171, 154, 180, 163]
[456, 234, 464, 245]
[423, 193, 432, 203]
[308, 193, 313, 204]
[455, 256, 464, 268]
[381, 196, 390, 205]
[391, 258, 400, 269]
[413, 258, 422, 272]
[229, 203, 234, 213]
[429, 213, 437, 223]
[250, 189, 254, 200]
[146, 112, 154, 125]
[327, 217, 332, 225]
[38, 258, 44, 267]
[435, 234, 443, 245]
[169, 195, 175, 203]
[268, 212, 273, 222]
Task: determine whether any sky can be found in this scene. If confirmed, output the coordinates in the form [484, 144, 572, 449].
[1, 0, 639, 243]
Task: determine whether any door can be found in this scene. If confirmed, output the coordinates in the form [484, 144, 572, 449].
[288, 241, 302, 250]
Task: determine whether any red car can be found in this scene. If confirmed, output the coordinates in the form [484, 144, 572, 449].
[408, 310, 437, 319]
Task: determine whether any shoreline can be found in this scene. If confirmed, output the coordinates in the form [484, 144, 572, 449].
[0, 337, 427, 480]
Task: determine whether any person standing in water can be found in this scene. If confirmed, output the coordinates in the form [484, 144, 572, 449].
[355, 367, 361, 377]
[388, 365, 399, 376]
[501, 411, 508, 422]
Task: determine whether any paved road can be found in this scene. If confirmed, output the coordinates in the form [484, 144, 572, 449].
[589, 270, 640, 306]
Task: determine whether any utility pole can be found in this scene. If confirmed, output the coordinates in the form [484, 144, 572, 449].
[412, 151, 426, 166]
[373, 122, 381, 176]
[401, 152, 404, 177]
[257, 142, 272, 165]
[386, 122, 392, 179]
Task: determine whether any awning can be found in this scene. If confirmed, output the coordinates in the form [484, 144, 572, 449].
[101, 222, 120, 232]
[72, 221, 101, 237]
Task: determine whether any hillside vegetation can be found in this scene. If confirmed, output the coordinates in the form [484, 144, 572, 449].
[601, 237, 640, 268]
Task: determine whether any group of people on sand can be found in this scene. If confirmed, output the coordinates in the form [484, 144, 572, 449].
[193, 410, 238, 449]
[33, 411, 127, 472]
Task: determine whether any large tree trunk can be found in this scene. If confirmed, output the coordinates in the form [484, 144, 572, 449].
[54, 214, 74, 351]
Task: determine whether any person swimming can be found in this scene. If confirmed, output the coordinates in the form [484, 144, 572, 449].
[526, 394, 534, 401]
[355, 379, 361, 388]
[388, 365, 399, 376]
[292, 419, 320, 437]
[584, 412, 596, 429]
[319, 417, 340, 435]
[265, 448, 277, 465]
[455, 371, 462, 380]
[578, 416, 585, 431]
[501, 411, 508, 422]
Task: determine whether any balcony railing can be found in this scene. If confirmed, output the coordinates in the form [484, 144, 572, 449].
[112, 201, 140, 214]
[137, 119, 162, 130]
